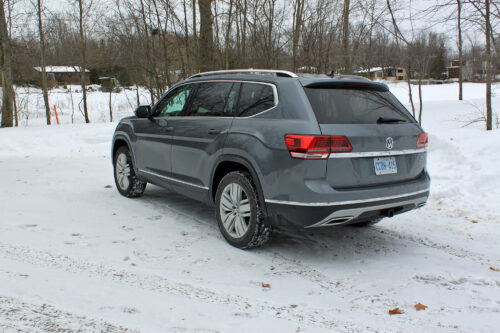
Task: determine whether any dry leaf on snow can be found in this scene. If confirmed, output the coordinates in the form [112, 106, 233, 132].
[490, 267, 499, 272]
[388, 307, 404, 315]
[470, 219, 479, 224]
[414, 303, 428, 311]
[104, 185, 112, 188]
[261, 282, 271, 288]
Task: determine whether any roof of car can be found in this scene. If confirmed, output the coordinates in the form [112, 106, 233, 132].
[178, 70, 389, 91]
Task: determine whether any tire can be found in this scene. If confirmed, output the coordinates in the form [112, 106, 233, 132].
[215, 171, 271, 249]
[113, 146, 147, 198]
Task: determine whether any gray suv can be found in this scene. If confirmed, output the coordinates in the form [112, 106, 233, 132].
[112, 69, 430, 248]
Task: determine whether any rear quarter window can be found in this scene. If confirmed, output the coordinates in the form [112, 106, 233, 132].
[237, 83, 275, 117]
[304, 87, 415, 124]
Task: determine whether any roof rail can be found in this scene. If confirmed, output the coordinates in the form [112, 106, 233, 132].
[189, 69, 298, 79]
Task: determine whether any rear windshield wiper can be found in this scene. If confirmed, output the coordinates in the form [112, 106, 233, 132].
[377, 117, 407, 124]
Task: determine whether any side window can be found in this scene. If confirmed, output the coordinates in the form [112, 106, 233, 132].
[155, 84, 193, 117]
[185, 82, 234, 116]
[237, 83, 275, 117]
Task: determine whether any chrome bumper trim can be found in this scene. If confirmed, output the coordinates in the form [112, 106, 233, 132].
[329, 148, 426, 158]
[306, 197, 427, 228]
[265, 189, 429, 207]
[138, 169, 209, 190]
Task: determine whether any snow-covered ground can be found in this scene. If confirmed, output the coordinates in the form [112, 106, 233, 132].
[0, 82, 499, 332]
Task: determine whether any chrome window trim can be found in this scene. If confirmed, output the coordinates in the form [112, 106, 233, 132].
[265, 189, 429, 207]
[154, 80, 278, 118]
[138, 169, 209, 190]
[329, 148, 426, 158]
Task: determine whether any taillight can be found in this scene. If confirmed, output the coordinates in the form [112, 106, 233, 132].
[416, 133, 428, 149]
[284, 134, 352, 159]
[330, 136, 352, 152]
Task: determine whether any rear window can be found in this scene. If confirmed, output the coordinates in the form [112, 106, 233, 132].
[304, 87, 415, 124]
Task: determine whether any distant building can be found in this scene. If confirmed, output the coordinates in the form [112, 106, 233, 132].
[447, 60, 465, 79]
[297, 66, 319, 74]
[33, 66, 90, 85]
[354, 66, 408, 81]
[98, 77, 119, 92]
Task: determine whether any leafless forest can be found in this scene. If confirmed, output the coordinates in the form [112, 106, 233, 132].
[1, 0, 499, 129]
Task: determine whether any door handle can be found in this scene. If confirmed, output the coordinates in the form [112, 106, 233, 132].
[208, 129, 221, 135]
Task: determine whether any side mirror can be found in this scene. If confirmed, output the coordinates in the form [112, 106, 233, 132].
[134, 105, 152, 118]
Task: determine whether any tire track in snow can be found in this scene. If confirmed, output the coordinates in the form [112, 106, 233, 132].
[377, 228, 497, 266]
[0, 242, 370, 332]
[0, 295, 136, 332]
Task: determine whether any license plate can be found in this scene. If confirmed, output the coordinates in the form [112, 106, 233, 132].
[374, 157, 397, 175]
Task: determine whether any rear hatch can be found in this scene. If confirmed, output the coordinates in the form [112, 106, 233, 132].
[304, 81, 426, 189]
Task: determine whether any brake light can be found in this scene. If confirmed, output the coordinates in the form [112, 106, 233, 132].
[416, 133, 428, 149]
[330, 136, 352, 152]
[284, 134, 352, 159]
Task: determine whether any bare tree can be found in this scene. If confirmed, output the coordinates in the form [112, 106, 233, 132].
[386, 0, 417, 120]
[77, 0, 90, 123]
[224, 0, 234, 69]
[36, 0, 51, 125]
[0, 0, 14, 128]
[342, 0, 351, 73]
[457, 0, 464, 100]
[292, 0, 305, 71]
[468, 0, 494, 130]
[485, 0, 492, 131]
[199, 0, 214, 71]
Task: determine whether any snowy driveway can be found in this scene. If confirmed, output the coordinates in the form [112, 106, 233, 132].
[1, 83, 500, 332]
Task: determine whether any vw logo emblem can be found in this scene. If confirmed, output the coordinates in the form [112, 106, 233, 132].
[386, 137, 394, 150]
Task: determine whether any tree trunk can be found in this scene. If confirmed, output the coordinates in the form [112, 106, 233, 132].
[109, 90, 113, 122]
[198, 0, 214, 72]
[13, 92, 17, 126]
[241, 0, 247, 68]
[457, 0, 463, 101]
[342, 0, 351, 74]
[407, 66, 416, 118]
[77, 0, 90, 123]
[485, 0, 492, 130]
[418, 78, 423, 125]
[224, 0, 234, 69]
[292, 0, 304, 72]
[183, 0, 191, 74]
[0, 0, 14, 128]
[37, 0, 51, 125]
[192, 0, 199, 72]
[135, 82, 140, 106]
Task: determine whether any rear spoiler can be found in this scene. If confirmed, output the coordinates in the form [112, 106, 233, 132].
[303, 80, 389, 92]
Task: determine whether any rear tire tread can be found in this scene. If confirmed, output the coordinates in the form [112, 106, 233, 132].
[216, 171, 271, 249]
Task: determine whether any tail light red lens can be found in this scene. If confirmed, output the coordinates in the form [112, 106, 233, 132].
[416, 133, 428, 149]
[330, 136, 353, 152]
[284, 134, 352, 159]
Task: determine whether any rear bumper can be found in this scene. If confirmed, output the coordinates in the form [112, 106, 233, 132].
[265, 188, 429, 228]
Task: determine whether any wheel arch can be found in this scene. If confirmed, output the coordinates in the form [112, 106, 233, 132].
[210, 155, 267, 216]
[112, 134, 137, 172]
